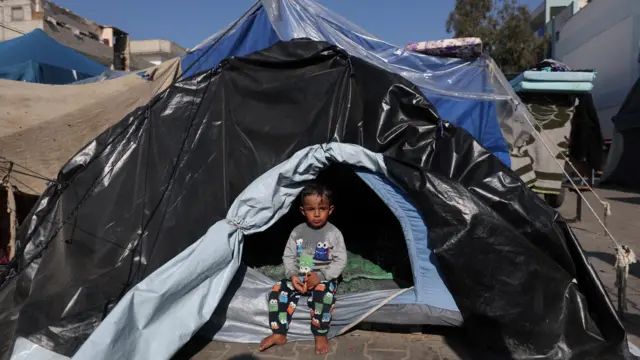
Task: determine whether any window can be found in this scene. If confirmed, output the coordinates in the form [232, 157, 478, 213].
[11, 7, 24, 21]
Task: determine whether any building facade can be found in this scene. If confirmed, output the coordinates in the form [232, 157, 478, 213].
[530, 0, 640, 138]
[0, 0, 42, 41]
[130, 39, 186, 66]
[530, 0, 590, 37]
[553, 0, 640, 138]
[0, 0, 183, 71]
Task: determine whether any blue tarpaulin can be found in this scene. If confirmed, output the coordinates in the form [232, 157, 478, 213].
[181, 0, 515, 166]
[0, 29, 106, 84]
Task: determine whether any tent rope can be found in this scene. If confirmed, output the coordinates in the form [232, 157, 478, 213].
[516, 99, 636, 318]
[2, 163, 17, 261]
[514, 100, 634, 314]
[515, 102, 619, 248]
[614, 245, 637, 318]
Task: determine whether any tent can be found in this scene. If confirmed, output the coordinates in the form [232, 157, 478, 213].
[0, 39, 631, 360]
[0, 29, 106, 84]
[601, 76, 640, 189]
[181, 0, 544, 170]
[0, 58, 182, 195]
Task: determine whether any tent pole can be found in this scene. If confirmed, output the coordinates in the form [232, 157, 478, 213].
[337, 287, 413, 336]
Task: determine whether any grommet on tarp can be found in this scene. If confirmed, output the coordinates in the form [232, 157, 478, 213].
[615, 245, 637, 318]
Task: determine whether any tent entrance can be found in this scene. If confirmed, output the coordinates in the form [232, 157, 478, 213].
[243, 163, 414, 294]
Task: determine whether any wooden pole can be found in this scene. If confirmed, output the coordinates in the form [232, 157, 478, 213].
[6, 180, 16, 261]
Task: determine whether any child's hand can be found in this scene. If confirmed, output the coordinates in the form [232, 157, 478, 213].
[305, 272, 320, 289]
[291, 275, 306, 293]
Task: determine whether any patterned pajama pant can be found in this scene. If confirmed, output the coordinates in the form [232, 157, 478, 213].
[267, 278, 338, 336]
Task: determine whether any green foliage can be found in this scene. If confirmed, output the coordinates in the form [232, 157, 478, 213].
[446, 0, 550, 73]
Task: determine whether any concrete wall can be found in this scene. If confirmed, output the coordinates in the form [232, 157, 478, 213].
[0, 0, 41, 41]
[135, 54, 164, 66]
[130, 39, 186, 66]
[555, 0, 640, 138]
[130, 40, 186, 59]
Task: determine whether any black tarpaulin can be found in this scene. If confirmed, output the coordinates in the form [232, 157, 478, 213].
[0, 39, 632, 359]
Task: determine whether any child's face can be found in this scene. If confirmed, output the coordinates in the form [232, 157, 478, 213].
[300, 194, 333, 229]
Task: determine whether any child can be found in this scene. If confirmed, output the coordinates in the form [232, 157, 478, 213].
[259, 182, 347, 355]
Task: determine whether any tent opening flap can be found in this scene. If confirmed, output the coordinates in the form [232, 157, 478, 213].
[244, 163, 414, 293]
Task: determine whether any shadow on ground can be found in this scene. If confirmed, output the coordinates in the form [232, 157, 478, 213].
[596, 183, 640, 195]
[584, 250, 640, 280]
[173, 336, 259, 359]
[608, 197, 640, 206]
[173, 337, 210, 359]
[584, 250, 640, 342]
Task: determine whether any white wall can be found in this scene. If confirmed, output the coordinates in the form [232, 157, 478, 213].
[544, 0, 575, 23]
[0, 0, 41, 41]
[135, 54, 164, 66]
[555, 0, 640, 138]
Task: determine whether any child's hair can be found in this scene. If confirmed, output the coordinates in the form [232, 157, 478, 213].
[300, 182, 332, 205]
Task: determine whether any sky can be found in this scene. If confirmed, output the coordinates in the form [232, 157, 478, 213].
[54, 0, 542, 50]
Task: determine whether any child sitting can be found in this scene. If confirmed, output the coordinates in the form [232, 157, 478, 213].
[258, 182, 347, 355]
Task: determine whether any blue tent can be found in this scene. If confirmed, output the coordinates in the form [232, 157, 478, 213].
[0, 29, 106, 84]
[181, 0, 515, 166]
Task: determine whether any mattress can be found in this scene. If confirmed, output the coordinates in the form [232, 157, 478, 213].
[512, 81, 593, 93]
[510, 71, 596, 84]
[406, 37, 482, 59]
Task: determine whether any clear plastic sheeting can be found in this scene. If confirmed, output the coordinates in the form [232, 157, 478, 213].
[265, 0, 496, 98]
[262, 0, 537, 150]
[184, 0, 544, 166]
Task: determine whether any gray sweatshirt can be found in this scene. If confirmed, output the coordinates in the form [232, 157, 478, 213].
[282, 222, 347, 281]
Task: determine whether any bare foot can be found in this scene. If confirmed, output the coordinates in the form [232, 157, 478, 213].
[258, 334, 287, 352]
[314, 336, 331, 355]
